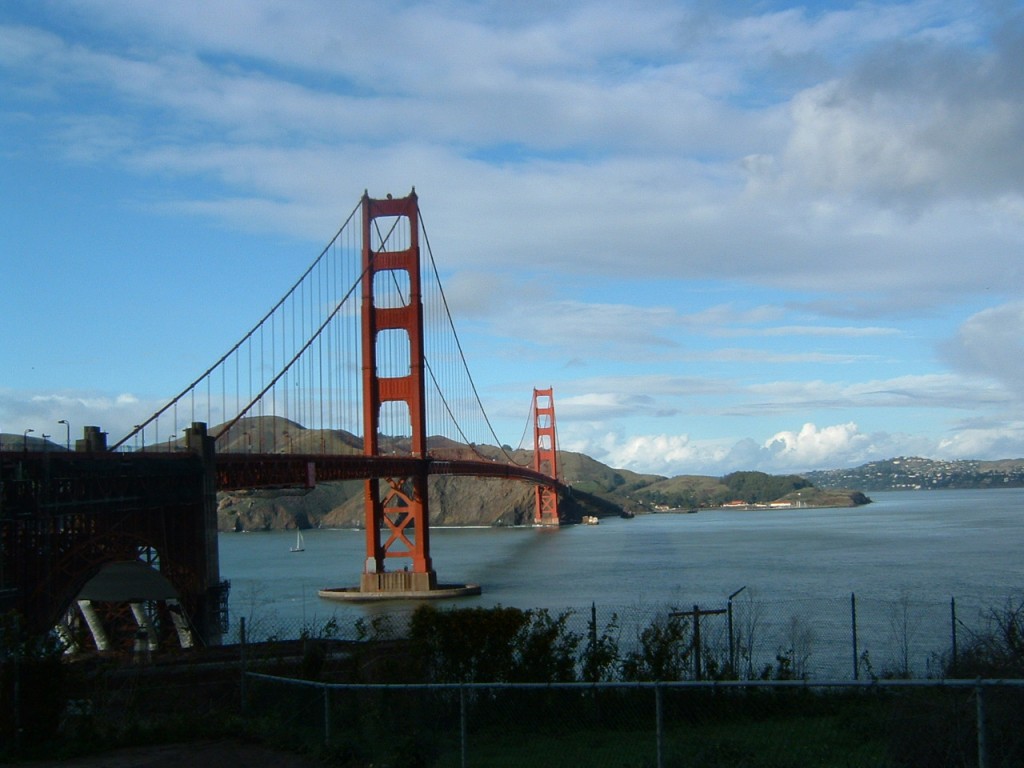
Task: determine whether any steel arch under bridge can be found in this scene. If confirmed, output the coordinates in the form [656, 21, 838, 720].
[0, 424, 226, 646]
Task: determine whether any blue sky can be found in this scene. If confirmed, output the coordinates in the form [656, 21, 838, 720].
[2, 0, 1023, 476]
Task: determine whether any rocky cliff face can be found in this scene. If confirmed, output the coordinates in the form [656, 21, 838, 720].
[218, 482, 361, 531]
[217, 475, 542, 531]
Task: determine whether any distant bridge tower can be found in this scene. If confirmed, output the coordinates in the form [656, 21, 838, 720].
[360, 190, 436, 592]
[533, 387, 560, 525]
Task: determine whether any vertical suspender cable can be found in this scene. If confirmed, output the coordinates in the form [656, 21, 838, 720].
[318, 258, 324, 436]
[271, 312, 277, 433]
[419, 210, 524, 464]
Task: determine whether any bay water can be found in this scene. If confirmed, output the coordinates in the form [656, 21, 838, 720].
[220, 488, 1023, 677]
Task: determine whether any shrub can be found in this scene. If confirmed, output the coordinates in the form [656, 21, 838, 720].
[621, 611, 691, 681]
[1, 613, 71, 752]
[953, 595, 1024, 678]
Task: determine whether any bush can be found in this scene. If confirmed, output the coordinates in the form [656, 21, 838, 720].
[621, 611, 691, 682]
[407, 604, 588, 683]
[953, 595, 1024, 678]
[0, 613, 71, 753]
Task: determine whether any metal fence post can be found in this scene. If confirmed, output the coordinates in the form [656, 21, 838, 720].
[692, 605, 702, 681]
[727, 599, 735, 674]
[950, 597, 958, 674]
[12, 617, 21, 752]
[323, 685, 331, 746]
[727, 586, 746, 676]
[239, 616, 247, 712]
[460, 684, 468, 768]
[654, 683, 664, 768]
[850, 593, 859, 680]
[976, 684, 988, 768]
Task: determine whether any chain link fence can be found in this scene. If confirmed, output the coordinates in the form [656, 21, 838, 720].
[232, 591, 1009, 681]
[5, 592, 1024, 765]
[243, 674, 1024, 767]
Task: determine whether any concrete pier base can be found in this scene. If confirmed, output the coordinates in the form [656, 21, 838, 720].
[360, 569, 438, 593]
[318, 581, 481, 603]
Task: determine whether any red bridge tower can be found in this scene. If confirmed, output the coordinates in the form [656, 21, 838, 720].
[533, 387, 560, 525]
[360, 190, 436, 592]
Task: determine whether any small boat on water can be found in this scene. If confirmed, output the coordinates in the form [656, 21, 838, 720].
[582, 515, 600, 525]
[290, 530, 305, 552]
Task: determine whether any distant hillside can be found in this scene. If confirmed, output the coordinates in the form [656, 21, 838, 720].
[11, 426, 1018, 530]
[212, 419, 869, 531]
[804, 456, 1024, 491]
[586, 469, 868, 515]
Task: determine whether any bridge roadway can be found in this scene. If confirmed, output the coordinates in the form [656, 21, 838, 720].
[215, 452, 561, 492]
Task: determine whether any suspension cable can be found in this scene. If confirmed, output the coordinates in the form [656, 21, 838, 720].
[515, 395, 535, 453]
[418, 207, 530, 467]
[214, 257, 371, 441]
[110, 199, 363, 451]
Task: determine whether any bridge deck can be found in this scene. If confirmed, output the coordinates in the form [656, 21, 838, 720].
[214, 453, 561, 491]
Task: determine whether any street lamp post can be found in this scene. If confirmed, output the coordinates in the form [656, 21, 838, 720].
[58, 419, 70, 451]
[42, 434, 51, 452]
[23, 428, 34, 452]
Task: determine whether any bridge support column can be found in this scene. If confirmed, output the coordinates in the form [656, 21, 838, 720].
[185, 421, 226, 644]
[359, 190, 437, 592]
[130, 602, 159, 652]
[77, 600, 110, 652]
[320, 190, 480, 603]
[533, 388, 560, 525]
[167, 599, 194, 648]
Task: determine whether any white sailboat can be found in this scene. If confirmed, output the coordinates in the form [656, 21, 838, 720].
[290, 530, 305, 552]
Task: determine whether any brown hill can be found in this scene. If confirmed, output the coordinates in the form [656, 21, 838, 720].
[212, 416, 635, 530]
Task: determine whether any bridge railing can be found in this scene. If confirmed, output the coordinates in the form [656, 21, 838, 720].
[214, 453, 560, 491]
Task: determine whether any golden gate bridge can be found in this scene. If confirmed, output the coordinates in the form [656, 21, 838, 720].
[1, 190, 564, 647]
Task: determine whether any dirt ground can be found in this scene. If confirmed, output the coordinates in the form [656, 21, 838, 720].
[17, 739, 325, 768]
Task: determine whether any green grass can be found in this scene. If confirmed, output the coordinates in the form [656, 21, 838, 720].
[417, 709, 893, 768]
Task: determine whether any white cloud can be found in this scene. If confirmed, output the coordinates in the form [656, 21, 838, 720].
[7, 2, 1023, 303]
[741, 374, 1013, 414]
[558, 429, 723, 477]
[568, 418, 1021, 476]
[558, 392, 675, 421]
[763, 422, 870, 467]
[942, 301, 1024, 398]
[0, 389, 148, 444]
[725, 325, 899, 338]
[4, 2, 1024, 477]
[935, 421, 1024, 459]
